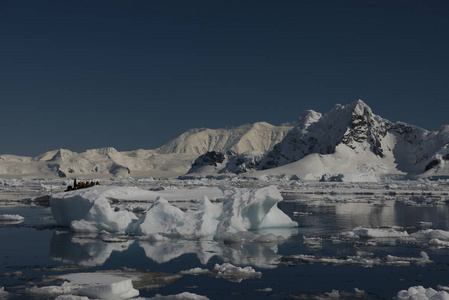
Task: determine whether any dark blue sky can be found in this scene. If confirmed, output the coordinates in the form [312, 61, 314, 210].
[1, 1, 449, 156]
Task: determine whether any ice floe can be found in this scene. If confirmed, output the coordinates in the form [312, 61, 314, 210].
[0, 214, 24, 221]
[0, 287, 8, 298]
[180, 262, 262, 283]
[145, 292, 209, 299]
[341, 226, 409, 239]
[340, 227, 449, 247]
[283, 251, 432, 267]
[27, 272, 139, 299]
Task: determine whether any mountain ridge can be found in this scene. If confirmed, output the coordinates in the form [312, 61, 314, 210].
[1, 100, 449, 181]
[0, 122, 292, 179]
[187, 100, 449, 181]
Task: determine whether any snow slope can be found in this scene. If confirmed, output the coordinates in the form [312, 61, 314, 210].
[156, 122, 292, 155]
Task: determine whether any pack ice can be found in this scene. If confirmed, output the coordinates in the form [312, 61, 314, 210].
[50, 185, 298, 239]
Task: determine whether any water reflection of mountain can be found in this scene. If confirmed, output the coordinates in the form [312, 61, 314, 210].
[50, 231, 291, 269]
[283, 194, 449, 235]
[334, 202, 396, 229]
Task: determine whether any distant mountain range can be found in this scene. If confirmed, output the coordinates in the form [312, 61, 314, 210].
[1, 100, 449, 181]
[0, 122, 291, 179]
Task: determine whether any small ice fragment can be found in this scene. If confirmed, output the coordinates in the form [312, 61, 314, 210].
[149, 292, 209, 299]
[0, 214, 24, 221]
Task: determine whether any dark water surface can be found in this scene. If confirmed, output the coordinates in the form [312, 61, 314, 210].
[1, 193, 449, 299]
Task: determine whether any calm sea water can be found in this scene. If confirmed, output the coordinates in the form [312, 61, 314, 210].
[1, 192, 449, 299]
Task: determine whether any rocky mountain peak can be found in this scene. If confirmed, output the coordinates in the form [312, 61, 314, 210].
[260, 100, 390, 169]
[297, 110, 322, 133]
[340, 100, 390, 157]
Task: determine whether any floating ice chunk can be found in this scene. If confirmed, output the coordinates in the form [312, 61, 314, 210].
[26, 282, 76, 298]
[285, 251, 431, 267]
[0, 287, 9, 298]
[147, 292, 209, 299]
[213, 263, 262, 282]
[59, 272, 139, 299]
[181, 263, 261, 283]
[55, 295, 89, 300]
[345, 227, 409, 238]
[293, 211, 311, 216]
[179, 267, 211, 276]
[411, 229, 449, 241]
[386, 251, 432, 266]
[429, 238, 449, 247]
[394, 286, 449, 300]
[354, 288, 365, 295]
[325, 290, 340, 298]
[0, 214, 24, 221]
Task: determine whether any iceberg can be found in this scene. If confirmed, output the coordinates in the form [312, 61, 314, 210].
[50, 185, 297, 240]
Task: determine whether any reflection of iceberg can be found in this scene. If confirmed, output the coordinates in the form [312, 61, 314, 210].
[138, 240, 220, 264]
[0, 214, 25, 225]
[50, 231, 282, 269]
[50, 231, 134, 267]
[220, 243, 282, 269]
[139, 239, 282, 269]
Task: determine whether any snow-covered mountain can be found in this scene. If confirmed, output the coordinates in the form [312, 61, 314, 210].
[255, 100, 449, 181]
[1, 100, 449, 181]
[0, 122, 292, 179]
[156, 122, 292, 155]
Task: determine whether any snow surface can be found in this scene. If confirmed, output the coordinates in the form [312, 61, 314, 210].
[50, 185, 298, 240]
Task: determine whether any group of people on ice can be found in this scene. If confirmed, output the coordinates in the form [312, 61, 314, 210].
[65, 179, 100, 191]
